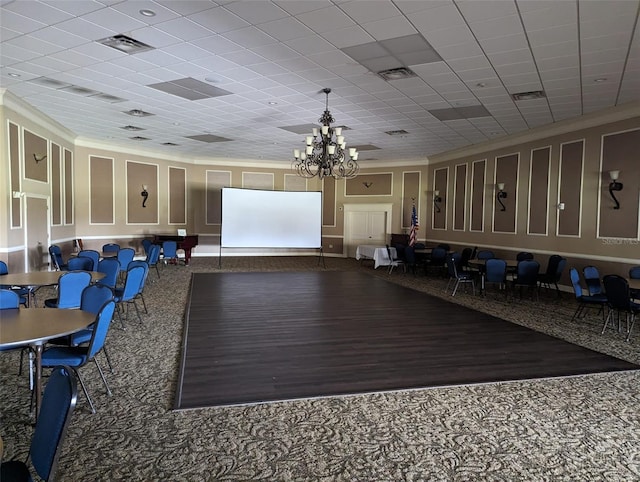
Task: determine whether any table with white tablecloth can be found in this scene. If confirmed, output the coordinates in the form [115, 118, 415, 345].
[355, 245, 396, 269]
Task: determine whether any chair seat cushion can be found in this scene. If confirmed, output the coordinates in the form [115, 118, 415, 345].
[41, 346, 88, 366]
[1, 460, 33, 482]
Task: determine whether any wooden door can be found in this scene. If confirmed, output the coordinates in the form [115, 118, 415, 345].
[25, 196, 50, 271]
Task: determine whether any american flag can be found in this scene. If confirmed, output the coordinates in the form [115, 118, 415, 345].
[409, 202, 418, 246]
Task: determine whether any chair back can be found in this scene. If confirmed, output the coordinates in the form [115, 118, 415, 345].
[127, 260, 150, 291]
[67, 256, 93, 271]
[404, 246, 416, 265]
[476, 250, 495, 260]
[414, 242, 425, 250]
[56, 271, 92, 309]
[102, 243, 120, 253]
[460, 247, 473, 268]
[120, 266, 146, 302]
[147, 244, 161, 265]
[49, 245, 66, 270]
[0, 260, 8, 275]
[583, 266, 602, 295]
[86, 300, 117, 360]
[516, 251, 534, 262]
[430, 247, 447, 265]
[78, 250, 100, 271]
[569, 268, 584, 299]
[141, 239, 152, 255]
[445, 255, 458, 278]
[30, 365, 78, 481]
[603, 275, 632, 311]
[544, 255, 562, 276]
[162, 240, 178, 258]
[629, 266, 640, 279]
[80, 284, 114, 314]
[485, 259, 507, 283]
[96, 258, 120, 289]
[0, 288, 20, 309]
[554, 258, 567, 281]
[515, 260, 540, 285]
[116, 248, 135, 272]
[437, 243, 450, 252]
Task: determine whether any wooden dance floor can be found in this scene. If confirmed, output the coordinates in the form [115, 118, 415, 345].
[175, 271, 637, 409]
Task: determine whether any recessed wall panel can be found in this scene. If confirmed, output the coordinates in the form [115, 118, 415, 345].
[470, 160, 485, 232]
[242, 172, 273, 190]
[453, 164, 467, 231]
[598, 129, 640, 239]
[169, 166, 186, 225]
[402, 172, 420, 228]
[558, 140, 584, 237]
[493, 153, 518, 233]
[9, 122, 21, 227]
[284, 174, 307, 192]
[206, 170, 231, 225]
[90, 156, 114, 224]
[63, 149, 73, 224]
[24, 130, 48, 183]
[127, 161, 158, 224]
[322, 176, 336, 227]
[346, 173, 392, 196]
[433, 167, 448, 230]
[51, 143, 61, 225]
[528, 147, 551, 235]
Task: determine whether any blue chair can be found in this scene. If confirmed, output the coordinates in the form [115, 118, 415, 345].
[602, 275, 640, 341]
[538, 257, 566, 297]
[583, 266, 603, 296]
[484, 258, 507, 297]
[426, 247, 447, 276]
[114, 265, 146, 327]
[403, 245, 417, 275]
[102, 243, 120, 253]
[127, 260, 150, 314]
[0, 288, 20, 308]
[41, 300, 116, 413]
[386, 244, 404, 274]
[0, 366, 78, 482]
[44, 271, 92, 309]
[476, 250, 495, 261]
[67, 256, 93, 271]
[162, 240, 178, 265]
[0, 261, 29, 306]
[48, 245, 68, 271]
[445, 252, 475, 296]
[629, 266, 640, 300]
[78, 249, 100, 271]
[146, 244, 161, 279]
[511, 260, 540, 300]
[569, 268, 607, 322]
[141, 239, 152, 255]
[516, 251, 534, 262]
[96, 258, 120, 289]
[116, 248, 135, 281]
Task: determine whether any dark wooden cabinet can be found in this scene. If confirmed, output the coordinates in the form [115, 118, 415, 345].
[390, 233, 409, 247]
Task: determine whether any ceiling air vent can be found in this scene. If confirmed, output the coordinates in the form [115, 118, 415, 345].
[124, 109, 154, 117]
[511, 90, 546, 101]
[98, 34, 154, 54]
[121, 125, 144, 131]
[385, 129, 409, 136]
[130, 136, 150, 141]
[163, 142, 179, 146]
[378, 67, 416, 81]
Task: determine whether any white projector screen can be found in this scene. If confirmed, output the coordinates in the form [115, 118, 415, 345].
[221, 188, 322, 248]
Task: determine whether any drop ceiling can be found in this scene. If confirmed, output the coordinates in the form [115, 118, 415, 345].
[1, 0, 638, 164]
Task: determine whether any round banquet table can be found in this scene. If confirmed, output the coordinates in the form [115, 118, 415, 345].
[0, 271, 105, 306]
[0, 308, 95, 419]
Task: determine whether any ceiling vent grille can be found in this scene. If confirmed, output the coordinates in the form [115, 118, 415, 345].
[124, 109, 154, 117]
[130, 136, 150, 141]
[511, 90, 546, 101]
[98, 34, 154, 54]
[385, 129, 409, 136]
[378, 67, 417, 81]
[121, 125, 144, 131]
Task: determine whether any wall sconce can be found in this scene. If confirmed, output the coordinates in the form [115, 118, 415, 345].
[141, 185, 148, 208]
[496, 183, 507, 211]
[33, 153, 47, 163]
[362, 181, 373, 188]
[433, 190, 442, 213]
[608, 170, 623, 209]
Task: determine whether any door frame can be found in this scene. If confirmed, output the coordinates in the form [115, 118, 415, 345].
[24, 194, 51, 272]
[343, 203, 393, 256]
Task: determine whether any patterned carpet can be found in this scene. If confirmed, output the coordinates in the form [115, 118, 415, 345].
[1, 256, 639, 481]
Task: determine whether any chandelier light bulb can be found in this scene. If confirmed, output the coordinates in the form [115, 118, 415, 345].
[293, 149, 300, 158]
[328, 145, 336, 155]
[335, 127, 342, 136]
[306, 136, 313, 146]
[312, 127, 319, 137]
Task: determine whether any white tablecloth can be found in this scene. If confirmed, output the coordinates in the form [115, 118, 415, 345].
[355, 245, 396, 269]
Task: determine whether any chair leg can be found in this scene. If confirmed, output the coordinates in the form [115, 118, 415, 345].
[93, 358, 112, 396]
[73, 367, 97, 414]
[103, 344, 115, 374]
[139, 293, 148, 314]
[115, 304, 126, 330]
[602, 310, 614, 334]
[626, 314, 636, 342]
[132, 300, 143, 324]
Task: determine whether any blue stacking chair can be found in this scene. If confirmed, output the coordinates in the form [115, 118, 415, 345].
[630, 266, 640, 300]
[41, 300, 116, 413]
[96, 258, 120, 290]
[127, 260, 150, 314]
[44, 271, 92, 309]
[67, 256, 93, 271]
[511, 259, 540, 300]
[48, 245, 68, 271]
[114, 265, 146, 328]
[583, 265, 603, 296]
[146, 244, 161, 279]
[602, 275, 640, 341]
[102, 243, 120, 253]
[0, 288, 19, 308]
[0, 366, 78, 482]
[77, 249, 100, 271]
[141, 239, 152, 255]
[569, 268, 607, 322]
[0, 261, 29, 306]
[162, 240, 178, 265]
[484, 258, 508, 297]
[445, 252, 475, 296]
[116, 248, 135, 279]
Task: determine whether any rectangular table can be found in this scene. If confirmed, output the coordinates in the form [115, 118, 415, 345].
[355, 245, 396, 269]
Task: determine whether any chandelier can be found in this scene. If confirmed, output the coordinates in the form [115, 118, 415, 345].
[292, 88, 359, 180]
